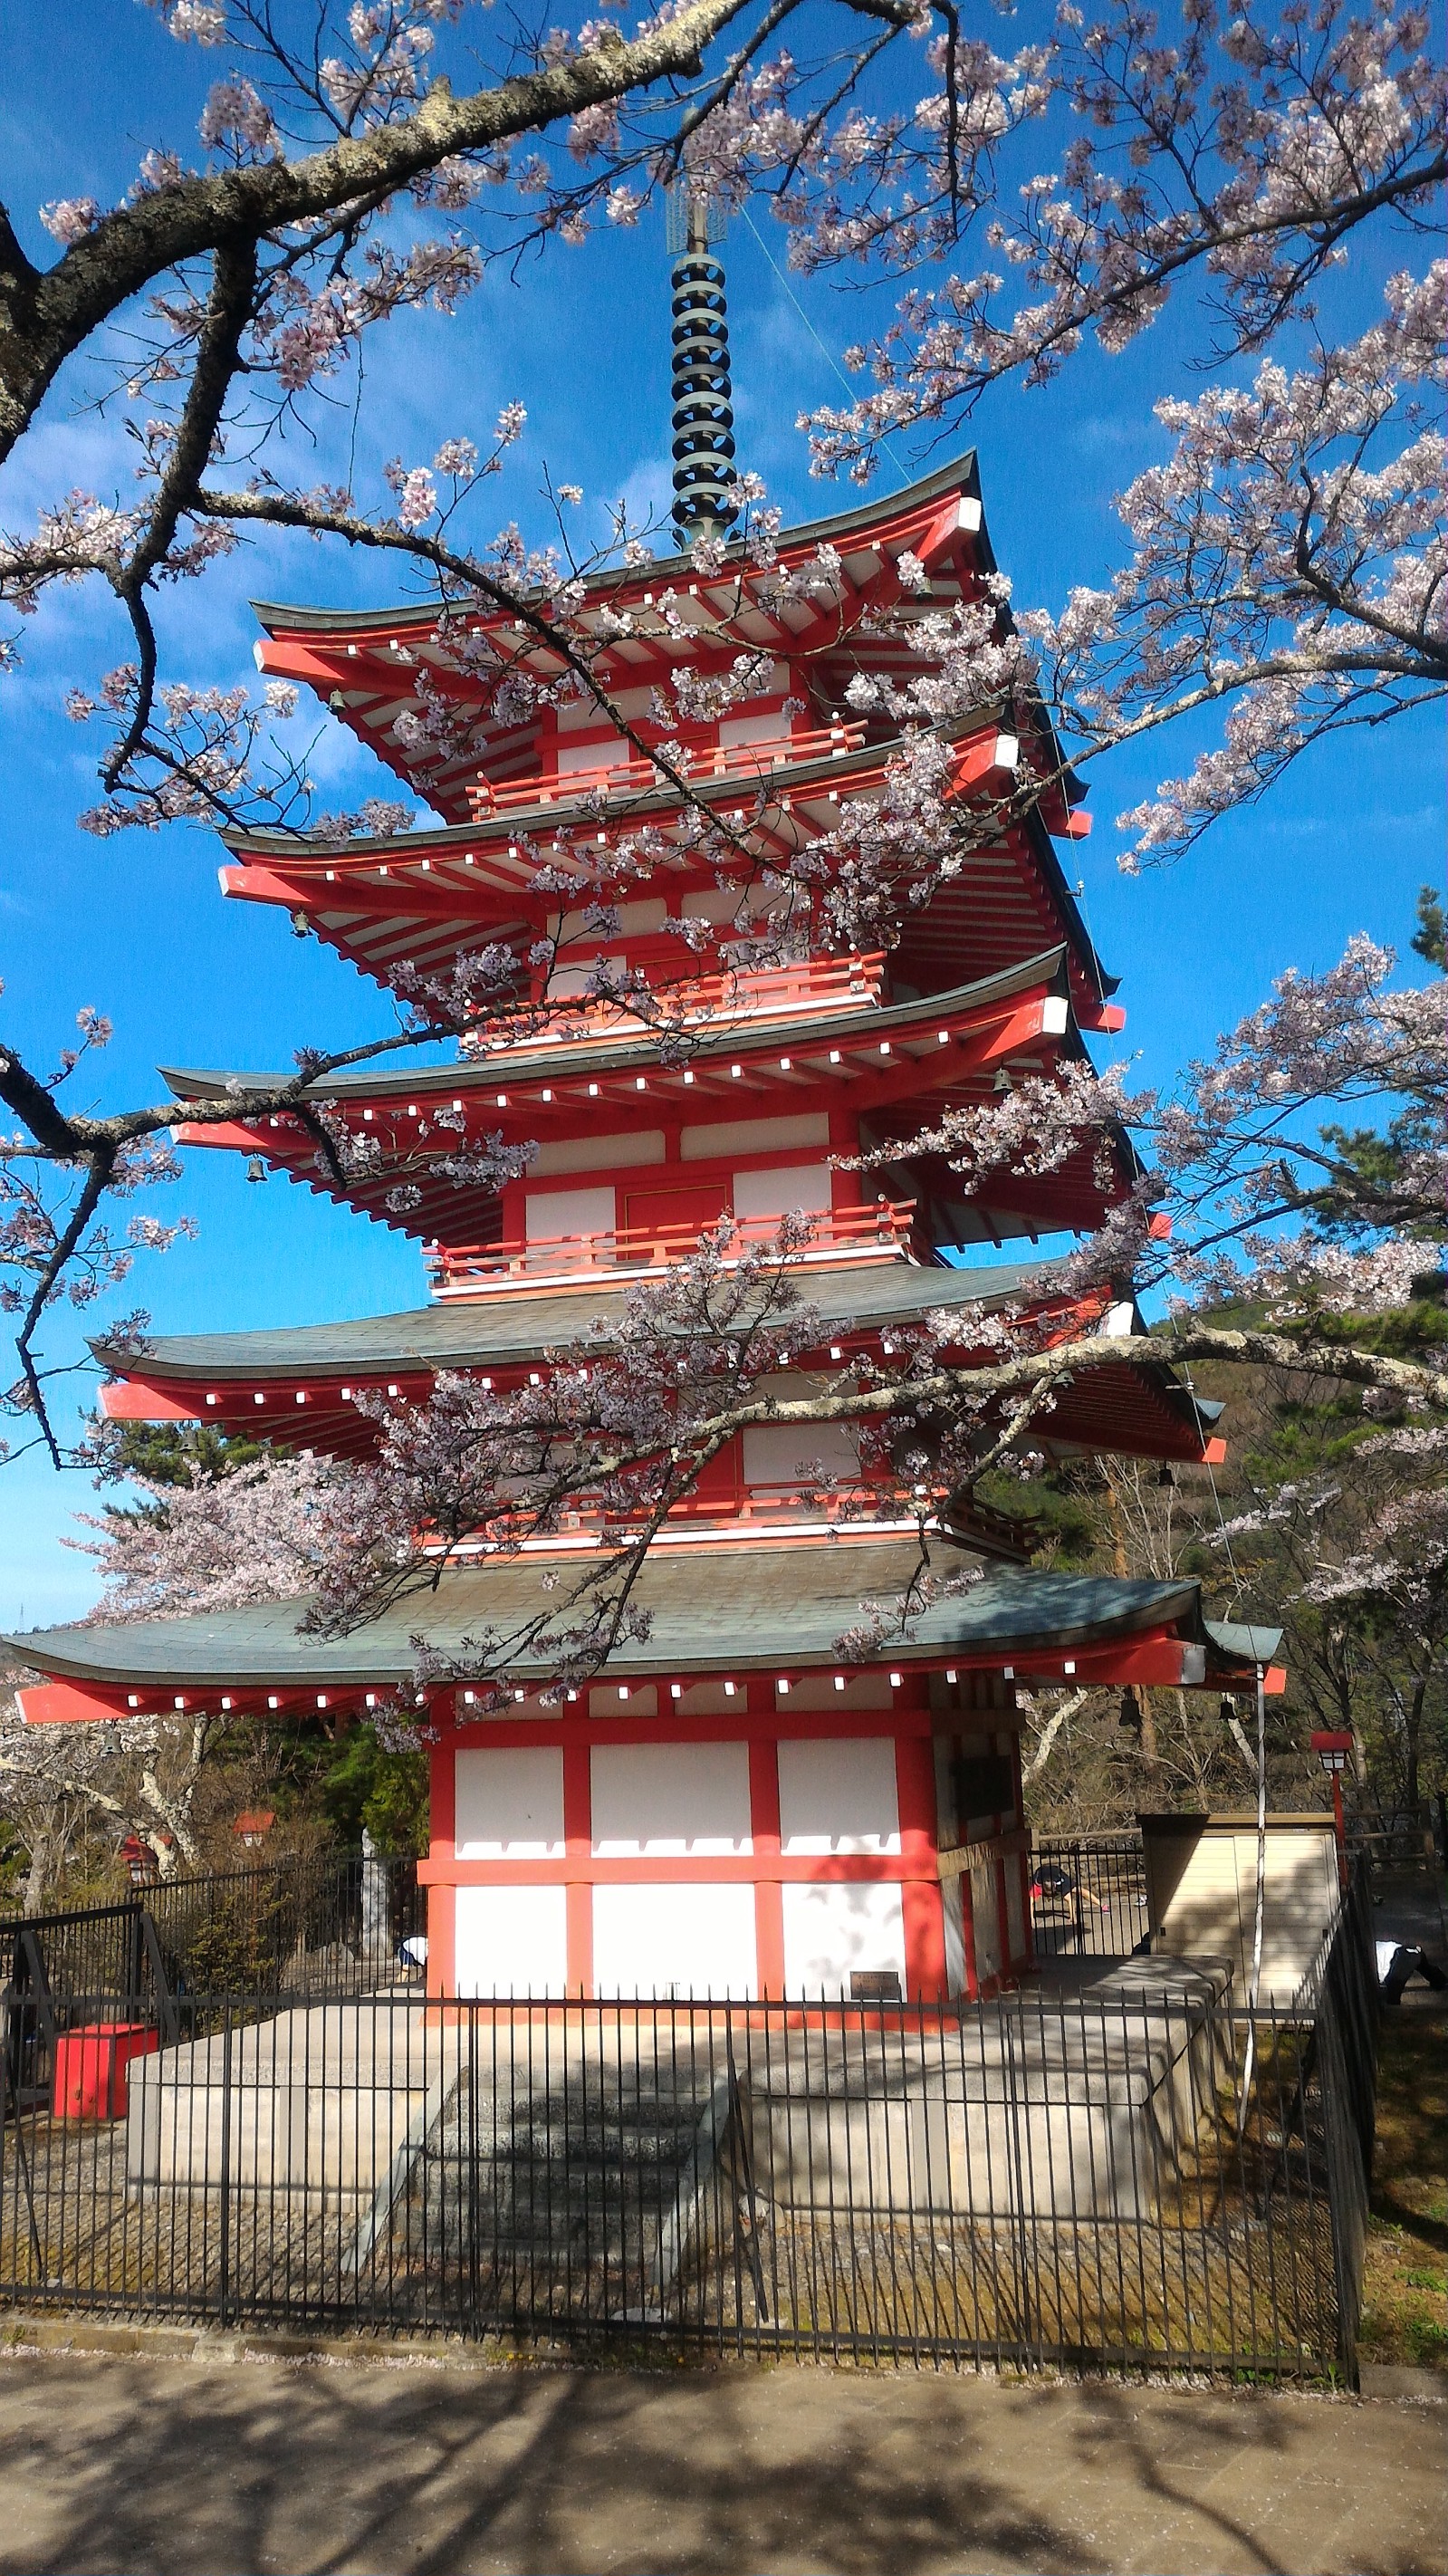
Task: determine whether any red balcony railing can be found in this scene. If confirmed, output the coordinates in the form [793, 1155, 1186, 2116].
[460, 952, 888, 1056]
[467, 721, 868, 819]
[427, 1200, 916, 1297]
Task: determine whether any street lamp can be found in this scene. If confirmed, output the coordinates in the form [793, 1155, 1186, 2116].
[120, 1832, 155, 1888]
[1309, 1731, 1354, 1881]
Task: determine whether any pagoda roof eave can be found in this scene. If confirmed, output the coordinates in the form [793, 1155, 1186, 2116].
[216, 719, 963, 851]
[91, 1255, 1075, 1384]
[91, 1264, 1223, 1472]
[158, 947, 1078, 1110]
[248, 453, 987, 640]
[216, 757, 1115, 1010]
[4, 1544, 1280, 1697]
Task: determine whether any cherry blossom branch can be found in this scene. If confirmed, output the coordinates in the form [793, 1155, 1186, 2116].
[0, 0, 772, 462]
[101, 237, 261, 790]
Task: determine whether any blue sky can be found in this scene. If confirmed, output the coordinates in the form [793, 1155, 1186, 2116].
[0, 0, 1440, 1626]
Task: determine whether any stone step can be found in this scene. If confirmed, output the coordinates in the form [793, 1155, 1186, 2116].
[405, 2074, 727, 2268]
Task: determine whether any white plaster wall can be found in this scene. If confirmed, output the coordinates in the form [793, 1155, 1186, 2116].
[454, 1885, 569, 1997]
[719, 705, 786, 745]
[781, 1882, 906, 1996]
[591, 1883, 758, 1998]
[532, 1130, 664, 1177]
[555, 893, 667, 932]
[681, 1111, 829, 1162]
[777, 1739, 901, 1854]
[732, 1162, 832, 1219]
[455, 1746, 564, 1859]
[524, 1182, 616, 1243]
[556, 731, 628, 770]
[590, 1741, 752, 1855]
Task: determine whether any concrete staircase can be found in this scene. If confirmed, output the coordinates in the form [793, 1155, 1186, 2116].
[389, 2049, 738, 2320]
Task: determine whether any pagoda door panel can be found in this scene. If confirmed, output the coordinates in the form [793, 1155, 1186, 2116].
[454, 1885, 568, 1997]
[622, 1179, 729, 1253]
[591, 1883, 757, 1998]
[780, 1882, 906, 1997]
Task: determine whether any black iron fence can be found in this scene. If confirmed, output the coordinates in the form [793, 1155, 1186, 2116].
[1029, 1835, 1149, 1958]
[1, 1855, 423, 2115]
[0, 1872, 1378, 2381]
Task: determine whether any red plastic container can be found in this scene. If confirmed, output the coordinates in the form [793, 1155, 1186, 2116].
[51, 2022, 158, 2121]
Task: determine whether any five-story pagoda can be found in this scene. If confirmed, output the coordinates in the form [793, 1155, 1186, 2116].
[8, 428, 1280, 2004]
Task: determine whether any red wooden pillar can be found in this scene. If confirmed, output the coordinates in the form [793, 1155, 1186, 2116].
[562, 1734, 592, 1994]
[895, 1735, 946, 1999]
[749, 1736, 785, 1994]
[427, 1729, 456, 1998]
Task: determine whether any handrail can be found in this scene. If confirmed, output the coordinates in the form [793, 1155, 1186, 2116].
[459, 953, 888, 1055]
[427, 1199, 916, 1296]
[468, 720, 868, 818]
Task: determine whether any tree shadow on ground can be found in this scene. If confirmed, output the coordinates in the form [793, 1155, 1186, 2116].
[0, 2347, 1443, 2576]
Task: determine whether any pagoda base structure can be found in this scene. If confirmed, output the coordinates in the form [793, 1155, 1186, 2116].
[11, 1537, 1282, 2005]
[425, 1668, 1008, 2004]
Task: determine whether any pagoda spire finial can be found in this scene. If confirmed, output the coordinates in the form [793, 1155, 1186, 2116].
[666, 181, 738, 549]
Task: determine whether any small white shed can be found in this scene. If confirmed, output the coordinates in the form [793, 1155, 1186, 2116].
[1140, 1812, 1341, 2005]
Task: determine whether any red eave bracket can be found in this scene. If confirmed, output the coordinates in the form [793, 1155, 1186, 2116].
[1079, 1002, 1127, 1035]
[175, 1120, 268, 1154]
[219, 862, 301, 910]
[19, 1681, 131, 1725]
[100, 1381, 202, 1424]
[945, 731, 1017, 797]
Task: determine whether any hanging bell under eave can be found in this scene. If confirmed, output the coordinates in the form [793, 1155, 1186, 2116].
[1118, 1689, 1142, 1733]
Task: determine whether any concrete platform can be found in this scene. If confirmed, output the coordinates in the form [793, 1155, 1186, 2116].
[748, 1959, 1234, 2221]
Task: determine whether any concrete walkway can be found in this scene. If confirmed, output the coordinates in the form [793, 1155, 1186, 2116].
[0, 2331, 1443, 2576]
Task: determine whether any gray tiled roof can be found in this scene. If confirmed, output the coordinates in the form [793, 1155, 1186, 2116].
[93, 1257, 1069, 1381]
[158, 951, 1072, 1107]
[5, 1541, 1277, 1687]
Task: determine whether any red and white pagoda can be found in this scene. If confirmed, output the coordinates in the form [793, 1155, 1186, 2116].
[9, 451, 1280, 2003]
